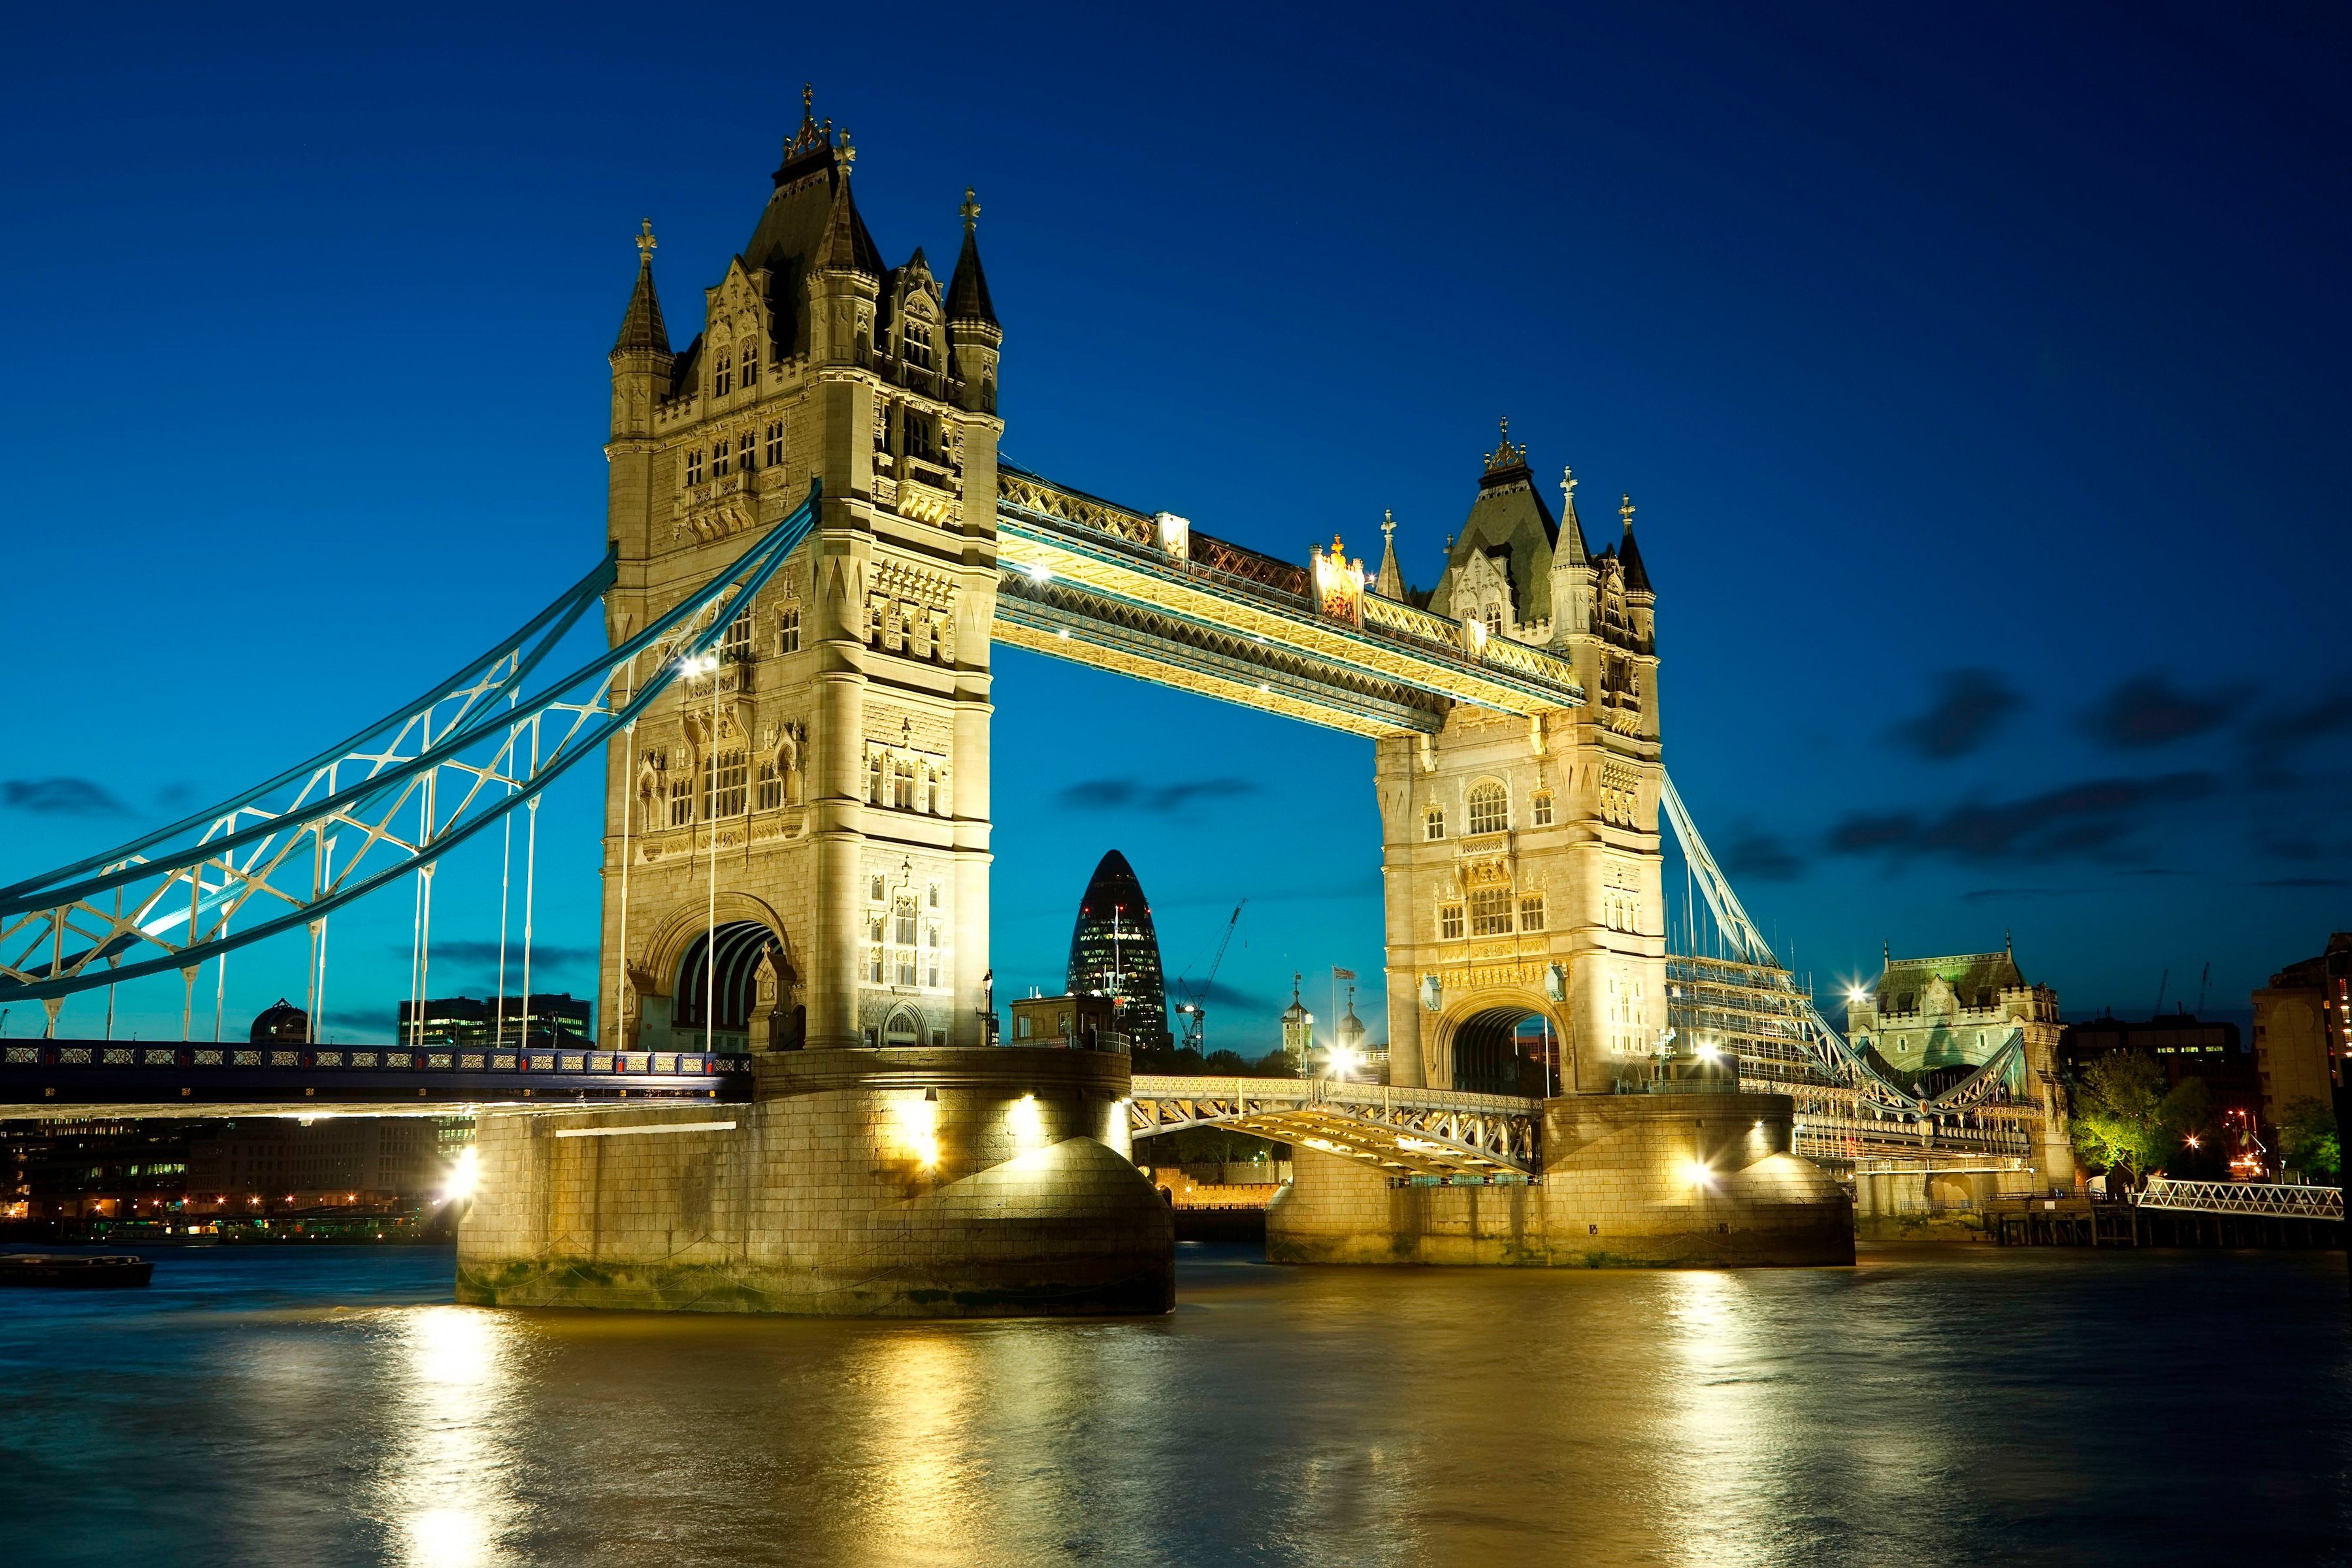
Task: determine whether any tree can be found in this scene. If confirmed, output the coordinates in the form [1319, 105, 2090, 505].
[2070, 1054, 2210, 1190]
[2278, 1096, 2343, 1179]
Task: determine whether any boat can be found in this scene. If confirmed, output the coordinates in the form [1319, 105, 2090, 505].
[0, 1254, 155, 1288]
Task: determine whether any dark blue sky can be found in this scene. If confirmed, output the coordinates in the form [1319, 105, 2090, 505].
[5, 3, 2347, 1046]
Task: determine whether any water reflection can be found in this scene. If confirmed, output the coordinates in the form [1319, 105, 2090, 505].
[378, 1305, 525, 1567]
[0, 1246, 2345, 1567]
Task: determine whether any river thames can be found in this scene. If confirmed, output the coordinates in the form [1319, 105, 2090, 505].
[1, 1243, 2345, 1567]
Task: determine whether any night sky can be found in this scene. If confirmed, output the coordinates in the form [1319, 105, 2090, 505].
[4, 4, 2347, 1048]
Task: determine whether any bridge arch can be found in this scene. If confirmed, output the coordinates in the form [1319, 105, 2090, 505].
[1433, 988, 1566, 1097]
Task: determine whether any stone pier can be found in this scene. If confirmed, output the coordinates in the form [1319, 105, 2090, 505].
[456, 1047, 1173, 1315]
[1267, 1091, 1854, 1267]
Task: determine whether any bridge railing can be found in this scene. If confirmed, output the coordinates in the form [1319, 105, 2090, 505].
[1127, 1075, 1541, 1116]
[1, 1042, 750, 1077]
[2137, 1177, 2344, 1220]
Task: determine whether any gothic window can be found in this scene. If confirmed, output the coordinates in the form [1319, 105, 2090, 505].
[883, 608, 902, 652]
[1424, 806, 1445, 841]
[870, 874, 887, 904]
[713, 440, 730, 478]
[1467, 781, 1508, 836]
[702, 749, 747, 819]
[924, 924, 941, 988]
[668, 776, 693, 827]
[1469, 886, 1513, 937]
[927, 881, 942, 909]
[720, 613, 753, 664]
[741, 351, 759, 389]
[1532, 791, 1554, 826]
[1519, 892, 1546, 932]
[894, 898, 917, 948]
[738, 430, 756, 471]
[892, 759, 917, 811]
[1439, 903, 1464, 941]
[1484, 605, 1502, 639]
[902, 321, 934, 372]
[867, 751, 885, 805]
[867, 947, 885, 985]
[714, 353, 732, 396]
[756, 757, 781, 811]
[765, 419, 785, 467]
[685, 448, 703, 486]
[777, 606, 801, 654]
[866, 602, 883, 644]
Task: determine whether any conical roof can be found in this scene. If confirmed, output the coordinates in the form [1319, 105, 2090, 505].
[612, 228, 670, 356]
[1620, 511, 1652, 594]
[947, 190, 998, 327]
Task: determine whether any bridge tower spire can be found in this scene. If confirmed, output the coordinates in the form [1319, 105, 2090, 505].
[597, 98, 1004, 1054]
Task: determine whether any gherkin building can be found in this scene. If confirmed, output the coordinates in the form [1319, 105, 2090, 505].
[1065, 849, 1173, 1052]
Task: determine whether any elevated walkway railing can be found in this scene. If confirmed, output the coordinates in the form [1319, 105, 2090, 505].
[2136, 1178, 2344, 1220]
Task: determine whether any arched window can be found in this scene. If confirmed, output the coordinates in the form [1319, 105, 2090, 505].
[714, 351, 732, 397]
[1518, 892, 1546, 932]
[1484, 604, 1503, 638]
[1531, 790, 1554, 827]
[1467, 781, 1508, 835]
[1424, 805, 1445, 841]
[882, 1006, 924, 1045]
[1439, 903, 1464, 940]
[702, 749, 747, 819]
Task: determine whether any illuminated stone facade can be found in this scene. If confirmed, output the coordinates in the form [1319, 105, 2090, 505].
[598, 97, 1001, 1055]
[1377, 433, 1665, 1094]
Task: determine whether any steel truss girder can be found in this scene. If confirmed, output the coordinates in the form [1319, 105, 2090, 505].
[994, 500, 1585, 715]
[994, 573, 1449, 737]
[2137, 1178, 2344, 1220]
[0, 483, 823, 1008]
[1128, 1075, 1541, 1175]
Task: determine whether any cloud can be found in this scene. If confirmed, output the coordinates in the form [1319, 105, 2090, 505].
[1056, 777, 1260, 813]
[1890, 668, 2020, 759]
[1825, 772, 2217, 865]
[2244, 682, 2352, 785]
[1720, 825, 1801, 882]
[2079, 674, 2230, 749]
[1166, 979, 1266, 1011]
[155, 781, 198, 810]
[1, 777, 128, 816]
[397, 939, 599, 977]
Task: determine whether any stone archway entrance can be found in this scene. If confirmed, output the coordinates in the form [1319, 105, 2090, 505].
[1445, 1002, 1563, 1096]
[674, 919, 786, 1051]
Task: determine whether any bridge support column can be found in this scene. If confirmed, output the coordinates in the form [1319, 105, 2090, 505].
[1267, 1092, 1852, 1267]
[456, 1047, 1172, 1315]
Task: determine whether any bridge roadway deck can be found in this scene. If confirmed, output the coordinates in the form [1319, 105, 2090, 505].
[1129, 1074, 1544, 1177]
[0, 1039, 747, 1117]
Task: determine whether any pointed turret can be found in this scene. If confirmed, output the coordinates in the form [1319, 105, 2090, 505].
[1546, 465, 1595, 645]
[946, 188, 998, 328]
[612, 218, 670, 356]
[1618, 493, 1652, 595]
[945, 187, 1003, 415]
[1373, 510, 1406, 599]
[816, 146, 884, 276]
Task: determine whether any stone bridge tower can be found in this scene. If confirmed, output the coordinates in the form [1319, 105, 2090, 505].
[1376, 429, 1665, 1095]
[598, 95, 1004, 1054]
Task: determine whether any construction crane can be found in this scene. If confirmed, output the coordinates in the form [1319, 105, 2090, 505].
[1173, 900, 1246, 1054]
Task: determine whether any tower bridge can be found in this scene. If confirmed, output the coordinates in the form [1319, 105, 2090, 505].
[0, 93, 2076, 1309]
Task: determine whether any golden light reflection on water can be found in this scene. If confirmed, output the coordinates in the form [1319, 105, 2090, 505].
[378, 1305, 525, 1568]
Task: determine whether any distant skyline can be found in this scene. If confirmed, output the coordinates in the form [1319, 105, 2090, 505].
[3, 3, 2347, 1045]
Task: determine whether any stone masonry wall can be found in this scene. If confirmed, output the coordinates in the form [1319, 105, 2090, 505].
[457, 1047, 1171, 1315]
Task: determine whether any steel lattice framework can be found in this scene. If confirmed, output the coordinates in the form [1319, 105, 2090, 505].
[1129, 1073, 1541, 1176]
[0, 483, 822, 1028]
[2137, 1178, 2344, 1221]
[1660, 773, 2028, 1123]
